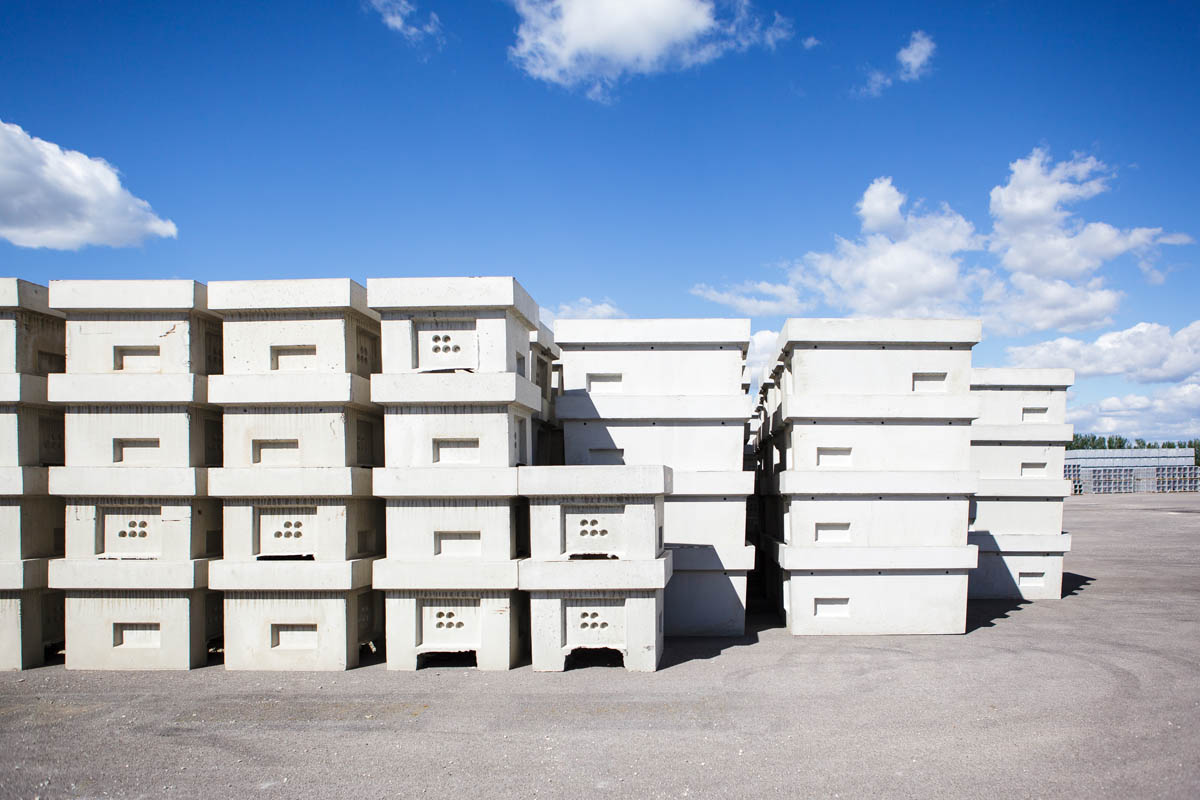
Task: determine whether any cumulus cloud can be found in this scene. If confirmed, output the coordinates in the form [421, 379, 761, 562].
[857, 30, 934, 96]
[1007, 321, 1200, 383]
[0, 119, 177, 250]
[896, 30, 935, 81]
[692, 176, 982, 319]
[694, 146, 1192, 338]
[370, 0, 443, 45]
[987, 148, 1182, 281]
[508, 0, 792, 100]
[542, 296, 628, 326]
[1068, 377, 1200, 439]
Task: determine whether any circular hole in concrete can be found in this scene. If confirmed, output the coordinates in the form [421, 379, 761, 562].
[275, 531, 282, 538]
[452, 346, 460, 352]
[138, 521, 147, 528]
[590, 519, 598, 526]
[284, 521, 292, 528]
[139, 531, 147, 538]
[432, 335, 441, 343]
[128, 520, 137, 528]
[118, 530, 126, 537]
[436, 611, 444, 618]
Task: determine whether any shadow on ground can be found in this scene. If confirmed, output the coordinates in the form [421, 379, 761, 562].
[965, 572, 1095, 633]
[658, 612, 785, 670]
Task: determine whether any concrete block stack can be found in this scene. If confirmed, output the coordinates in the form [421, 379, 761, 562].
[553, 320, 754, 636]
[207, 280, 384, 670]
[968, 368, 1074, 600]
[368, 277, 541, 670]
[47, 281, 223, 669]
[762, 319, 981, 635]
[518, 465, 672, 672]
[0, 280, 65, 669]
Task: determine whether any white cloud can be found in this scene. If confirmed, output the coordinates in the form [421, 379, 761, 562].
[1007, 321, 1200, 383]
[746, 328, 778, 377]
[690, 279, 807, 316]
[857, 30, 934, 96]
[693, 177, 981, 319]
[694, 146, 1193, 339]
[370, 0, 443, 45]
[896, 30, 935, 81]
[542, 296, 628, 326]
[801, 35, 820, 49]
[1068, 377, 1200, 439]
[987, 148, 1179, 281]
[985, 273, 1122, 334]
[0, 119, 177, 250]
[857, 69, 892, 98]
[508, 0, 792, 100]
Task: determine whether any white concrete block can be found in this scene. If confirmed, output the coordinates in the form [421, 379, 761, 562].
[384, 590, 523, 670]
[221, 589, 380, 671]
[529, 590, 663, 672]
[62, 589, 217, 670]
[784, 571, 970, 635]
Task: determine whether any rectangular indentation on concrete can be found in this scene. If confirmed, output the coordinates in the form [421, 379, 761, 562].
[434, 531, 481, 557]
[912, 372, 948, 392]
[270, 344, 317, 371]
[1019, 572, 1046, 587]
[816, 447, 852, 467]
[433, 438, 480, 464]
[1020, 462, 1048, 477]
[113, 438, 159, 464]
[1022, 406, 1048, 421]
[253, 439, 300, 465]
[271, 623, 318, 649]
[113, 345, 160, 372]
[586, 373, 623, 393]
[815, 522, 851, 543]
[588, 447, 625, 465]
[814, 597, 850, 617]
[113, 622, 161, 648]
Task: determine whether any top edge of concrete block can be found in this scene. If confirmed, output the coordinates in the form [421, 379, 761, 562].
[518, 465, 672, 496]
[778, 318, 981, 347]
[367, 277, 538, 328]
[0, 278, 62, 317]
[970, 367, 1075, 388]
[531, 321, 560, 357]
[554, 318, 751, 348]
[207, 279, 377, 318]
[49, 280, 209, 312]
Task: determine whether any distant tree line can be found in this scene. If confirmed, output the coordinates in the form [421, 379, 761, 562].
[1068, 434, 1200, 465]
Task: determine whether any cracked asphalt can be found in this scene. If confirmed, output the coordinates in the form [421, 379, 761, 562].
[1, 492, 1197, 799]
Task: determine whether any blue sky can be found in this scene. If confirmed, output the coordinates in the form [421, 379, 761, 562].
[2, 1, 1198, 437]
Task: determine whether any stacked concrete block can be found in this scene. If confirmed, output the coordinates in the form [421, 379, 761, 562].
[0, 280, 65, 669]
[368, 277, 540, 670]
[764, 319, 981, 635]
[968, 368, 1074, 600]
[47, 281, 223, 669]
[207, 280, 383, 670]
[554, 320, 753, 636]
[518, 465, 672, 671]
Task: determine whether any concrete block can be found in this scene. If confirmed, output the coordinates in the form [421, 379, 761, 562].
[529, 590, 663, 672]
[221, 589, 380, 671]
[383, 590, 523, 670]
[784, 571, 970, 635]
[62, 589, 217, 670]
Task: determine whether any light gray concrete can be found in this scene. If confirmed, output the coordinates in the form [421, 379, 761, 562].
[1, 492, 1198, 798]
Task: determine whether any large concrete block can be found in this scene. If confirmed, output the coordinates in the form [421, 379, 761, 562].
[62, 589, 217, 670]
[384, 590, 523, 670]
[529, 590, 663, 672]
[783, 570, 971, 635]
[221, 589, 380, 671]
